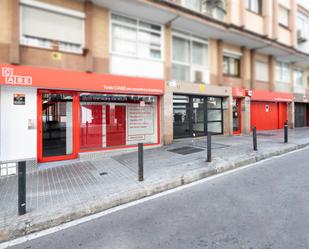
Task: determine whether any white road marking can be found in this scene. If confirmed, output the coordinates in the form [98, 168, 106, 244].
[0, 146, 308, 249]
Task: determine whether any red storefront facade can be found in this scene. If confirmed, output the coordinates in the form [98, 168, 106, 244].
[0, 64, 164, 163]
[250, 90, 293, 131]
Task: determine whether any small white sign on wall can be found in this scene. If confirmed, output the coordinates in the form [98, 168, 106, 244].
[265, 105, 270, 113]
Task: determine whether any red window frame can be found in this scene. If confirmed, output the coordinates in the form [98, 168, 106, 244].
[37, 89, 80, 163]
[37, 90, 161, 162]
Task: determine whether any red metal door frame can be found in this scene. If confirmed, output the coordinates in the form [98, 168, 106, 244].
[233, 98, 242, 135]
[37, 89, 80, 163]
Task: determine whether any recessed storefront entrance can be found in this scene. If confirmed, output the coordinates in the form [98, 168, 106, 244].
[233, 98, 242, 134]
[295, 103, 308, 128]
[38, 91, 79, 162]
[173, 94, 223, 139]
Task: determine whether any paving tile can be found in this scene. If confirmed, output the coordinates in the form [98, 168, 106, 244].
[1, 128, 309, 232]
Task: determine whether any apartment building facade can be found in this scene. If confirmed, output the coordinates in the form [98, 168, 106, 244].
[0, 0, 308, 171]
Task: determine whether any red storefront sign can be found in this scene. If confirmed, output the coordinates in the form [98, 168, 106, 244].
[232, 88, 246, 98]
[0, 64, 165, 95]
[250, 89, 293, 102]
[250, 90, 292, 131]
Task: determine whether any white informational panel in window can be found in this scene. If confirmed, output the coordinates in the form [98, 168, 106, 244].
[126, 103, 158, 145]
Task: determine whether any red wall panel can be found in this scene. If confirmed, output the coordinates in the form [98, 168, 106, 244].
[106, 105, 126, 147]
[278, 102, 287, 129]
[80, 105, 103, 150]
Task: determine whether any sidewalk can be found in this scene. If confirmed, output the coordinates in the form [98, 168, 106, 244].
[1, 128, 309, 242]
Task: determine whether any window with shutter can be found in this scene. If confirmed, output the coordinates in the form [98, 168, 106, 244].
[20, 0, 85, 53]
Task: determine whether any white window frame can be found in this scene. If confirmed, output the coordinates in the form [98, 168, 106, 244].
[171, 30, 209, 83]
[19, 0, 85, 54]
[109, 12, 164, 62]
[278, 5, 290, 28]
[297, 13, 308, 41]
[202, 0, 226, 21]
[245, 0, 262, 14]
[276, 61, 291, 83]
[294, 69, 305, 90]
[255, 61, 269, 82]
[181, 0, 202, 12]
[223, 52, 241, 77]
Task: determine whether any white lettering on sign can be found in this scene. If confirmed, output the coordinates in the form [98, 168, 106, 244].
[102, 84, 163, 94]
[274, 98, 292, 102]
[1, 68, 32, 86]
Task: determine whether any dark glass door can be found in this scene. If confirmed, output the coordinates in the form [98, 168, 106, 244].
[173, 95, 224, 138]
[38, 91, 78, 162]
[233, 98, 241, 134]
[295, 103, 307, 128]
[192, 97, 205, 137]
[173, 95, 190, 138]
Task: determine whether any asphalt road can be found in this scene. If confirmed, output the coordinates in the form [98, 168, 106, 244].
[6, 148, 309, 249]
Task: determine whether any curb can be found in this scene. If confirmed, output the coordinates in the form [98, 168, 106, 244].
[1, 142, 309, 243]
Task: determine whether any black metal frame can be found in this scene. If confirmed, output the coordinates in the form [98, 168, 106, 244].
[173, 94, 224, 139]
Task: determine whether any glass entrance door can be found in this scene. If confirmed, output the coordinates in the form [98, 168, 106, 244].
[233, 98, 241, 134]
[38, 91, 78, 162]
[173, 95, 224, 138]
[192, 97, 205, 137]
[173, 95, 191, 138]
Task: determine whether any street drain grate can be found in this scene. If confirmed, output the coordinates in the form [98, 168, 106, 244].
[191, 141, 230, 149]
[168, 146, 204, 155]
[99, 172, 108, 176]
[257, 133, 275, 137]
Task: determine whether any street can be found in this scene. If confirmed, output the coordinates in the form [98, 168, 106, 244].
[4, 147, 309, 249]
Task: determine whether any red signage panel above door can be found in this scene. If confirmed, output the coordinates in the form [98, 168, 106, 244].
[0, 64, 165, 95]
[250, 90, 293, 102]
[232, 88, 246, 98]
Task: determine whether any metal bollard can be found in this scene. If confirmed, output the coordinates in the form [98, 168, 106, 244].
[138, 143, 144, 181]
[284, 121, 288, 143]
[207, 132, 212, 162]
[253, 126, 258, 151]
[18, 161, 26, 215]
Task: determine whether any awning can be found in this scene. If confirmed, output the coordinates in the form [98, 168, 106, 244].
[0, 64, 165, 95]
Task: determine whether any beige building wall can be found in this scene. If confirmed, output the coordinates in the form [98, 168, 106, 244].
[227, 0, 241, 26]
[0, 0, 109, 73]
[0, 0, 11, 63]
[92, 5, 109, 73]
[245, 11, 265, 35]
[209, 39, 219, 85]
